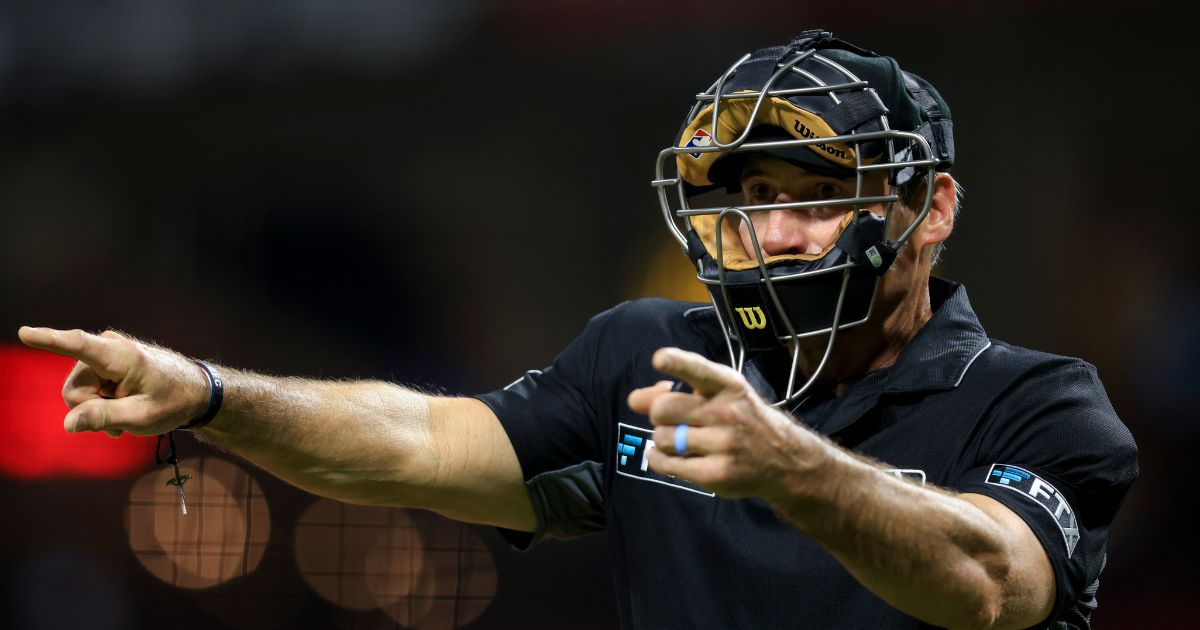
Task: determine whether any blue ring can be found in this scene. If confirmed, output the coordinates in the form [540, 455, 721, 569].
[674, 424, 689, 457]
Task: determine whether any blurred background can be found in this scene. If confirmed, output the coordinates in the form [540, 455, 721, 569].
[0, 1, 1194, 628]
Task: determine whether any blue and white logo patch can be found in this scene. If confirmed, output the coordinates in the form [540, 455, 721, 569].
[986, 464, 1080, 557]
[615, 423, 714, 497]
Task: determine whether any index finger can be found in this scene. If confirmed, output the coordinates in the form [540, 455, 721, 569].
[652, 347, 746, 398]
[18, 327, 118, 369]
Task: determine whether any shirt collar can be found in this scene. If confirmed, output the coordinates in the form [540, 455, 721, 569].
[680, 277, 992, 397]
[793, 278, 992, 437]
[878, 277, 992, 395]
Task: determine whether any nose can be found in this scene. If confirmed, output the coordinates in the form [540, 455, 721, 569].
[753, 191, 832, 257]
[756, 208, 813, 256]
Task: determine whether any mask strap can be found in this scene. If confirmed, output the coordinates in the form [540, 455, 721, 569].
[901, 73, 955, 168]
[835, 213, 898, 275]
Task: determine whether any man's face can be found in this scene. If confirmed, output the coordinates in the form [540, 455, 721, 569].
[735, 154, 889, 258]
[734, 153, 948, 371]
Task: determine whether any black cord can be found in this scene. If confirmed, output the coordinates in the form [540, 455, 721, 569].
[156, 431, 192, 515]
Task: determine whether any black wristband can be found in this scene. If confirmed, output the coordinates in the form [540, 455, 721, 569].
[178, 360, 223, 431]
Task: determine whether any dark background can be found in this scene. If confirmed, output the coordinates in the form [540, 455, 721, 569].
[1, 1, 1194, 628]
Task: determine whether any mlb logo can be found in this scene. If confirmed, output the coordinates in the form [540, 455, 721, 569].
[685, 129, 712, 158]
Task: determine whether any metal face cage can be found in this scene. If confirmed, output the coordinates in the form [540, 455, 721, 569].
[650, 47, 939, 405]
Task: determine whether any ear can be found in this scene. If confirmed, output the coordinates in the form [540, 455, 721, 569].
[916, 172, 956, 250]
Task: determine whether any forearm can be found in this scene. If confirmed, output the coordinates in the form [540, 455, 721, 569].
[17, 326, 531, 528]
[769, 441, 1024, 630]
[194, 369, 442, 507]
[635, 348, 1053, 628]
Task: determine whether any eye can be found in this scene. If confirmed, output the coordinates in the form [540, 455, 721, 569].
[747, 182, 775, 202]
[815, 182, 842, 200]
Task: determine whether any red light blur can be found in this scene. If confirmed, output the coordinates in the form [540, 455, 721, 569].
[0, 345, 155, 479]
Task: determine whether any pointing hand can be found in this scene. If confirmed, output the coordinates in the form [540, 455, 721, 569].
[627, 347, 829, 501]
[17, 327, 211, 438]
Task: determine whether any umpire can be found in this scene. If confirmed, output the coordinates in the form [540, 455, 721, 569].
[19, 30, 1136, 630]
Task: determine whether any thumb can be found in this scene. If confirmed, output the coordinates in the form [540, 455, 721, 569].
[66, 397, 145, 434]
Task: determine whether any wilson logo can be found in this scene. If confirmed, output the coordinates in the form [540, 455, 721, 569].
[735, 306, 767, 330]
[793, 120, 848, 160]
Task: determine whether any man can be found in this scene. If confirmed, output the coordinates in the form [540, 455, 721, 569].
[19, 31, 1136, 629]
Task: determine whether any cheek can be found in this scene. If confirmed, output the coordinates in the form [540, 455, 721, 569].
[813, 219, 844, 251]
[737, 218, 759, 254]
[881, 205, 920, 243]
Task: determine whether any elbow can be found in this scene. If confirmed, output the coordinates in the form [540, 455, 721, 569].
[947, 585, 1005, 630]
[947, 493, 1057, 630]
[939, 546, 1014, 630]
[947, 555, 1038, 630]
[949, 602, 1003, 630]
[951, 607, 1031, 630]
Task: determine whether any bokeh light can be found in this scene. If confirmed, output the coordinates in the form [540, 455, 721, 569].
[294, 500, 408, 610]
[125, 457, 270, 588]
[295, 499, 498, 628]
[367, 511, 497, 629]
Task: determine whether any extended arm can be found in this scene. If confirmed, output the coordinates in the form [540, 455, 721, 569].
[767, 445, 1053, 629]
[629, 348, 1054, 630]
[18, 326, 536, 531]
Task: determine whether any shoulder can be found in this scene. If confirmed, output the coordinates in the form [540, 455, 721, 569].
[979, 340, 1117, 418]
[971, 340, 1138, 482]
[969, 340, 1119, 412]
[566, 298, 724, 389]
[587, 298, 716, 345]
[602, 297, 712, 322]
[973, 339, 1091, 380]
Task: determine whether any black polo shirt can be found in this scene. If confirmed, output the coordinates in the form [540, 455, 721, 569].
[476, 278, 1138, 629]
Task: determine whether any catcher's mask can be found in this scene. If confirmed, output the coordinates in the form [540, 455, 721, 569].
[651, 30, 955, 405]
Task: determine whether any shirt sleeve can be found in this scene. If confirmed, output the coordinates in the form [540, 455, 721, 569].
[949, 359, 1139, 627]
[473, 304, 626, 550]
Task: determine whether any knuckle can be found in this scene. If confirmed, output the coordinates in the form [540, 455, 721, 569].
[62, 329, 84, 348]
[656, 457, 675, 476]
[125, 407, 150, 428]
[713, 458, 731, 481]
[713, 429, 736, 453]
[698, 458, 729, 485]
[62, 390, 84, 408]
[728, 379, 754, 399]
[650, 393, 694, 426]
[648, 394, 672, 419]
[124, 343, 149, 370]
[712, 403, 742, 425]
[88, 404, 109, 428]
[718, 364, 742, 381]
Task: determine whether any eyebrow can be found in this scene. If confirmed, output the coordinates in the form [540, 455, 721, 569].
[740, 167, 768, 181]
